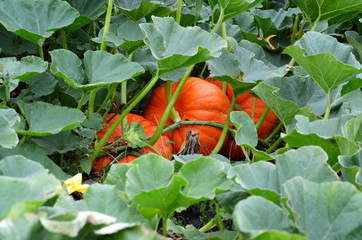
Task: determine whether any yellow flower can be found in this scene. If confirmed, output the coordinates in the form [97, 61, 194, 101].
[64, 173, 89, 194]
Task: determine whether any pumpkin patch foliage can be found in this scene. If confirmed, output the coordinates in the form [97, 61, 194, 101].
[0, 0, 361, 239]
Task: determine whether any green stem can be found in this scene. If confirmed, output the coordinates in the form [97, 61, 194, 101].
[77, 91, 87, 110]
[210, 8, 224, 35]
[255, 105, 270, 130]
[211, 95, 236, 154]
[265, 136, 283, 154]
[290, 14, 300, 43]
[162, 217, 168, 237]
[175, 0, 183, 24]
[100, 0, 113, 51]
[199, 219, 216, 233]
[324, 92, 331, 120]
[264, 121, 283, 142]
[88, 90, 96, 116]
[148, 65, 195, 146]
[60, 29, 68, 50]
[38, 44, 44, 60]
[251, 96, 256, 120]
[89, 69, 160, 163]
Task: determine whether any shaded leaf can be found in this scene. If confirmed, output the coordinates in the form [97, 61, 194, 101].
[285, 177, 362, 240]
[233, 196, 294, 238]
[140, 16, 226, 75]
[17, 100, 86, 136]
[0, 0, 79, 44]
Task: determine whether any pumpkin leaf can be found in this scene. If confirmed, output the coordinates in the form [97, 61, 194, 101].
[55, 184, 150, 226]
[139, 16, 227, 76]
[0, 155, 48, 177]
[285, 177, 362, 240]
[230, 111, 258, 147]
[0, 172, 63, 220]
[209, 0, 265, 22]
[50, 50, 144, 91]
[284, 32, 362, 96]
[0, 143, 69, 180]
[290, 0, 362, 27]
[17, 100, 86, 136]
[0, 0, 79, 44]
[114, 0, 177, 21]
[0, 116, 18, 148]
[123, 122, 147, 148]
[233, 196, 294, 238]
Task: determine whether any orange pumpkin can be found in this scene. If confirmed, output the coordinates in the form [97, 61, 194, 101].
[142, 77, 231, 155]
[92, 113, 172, 172]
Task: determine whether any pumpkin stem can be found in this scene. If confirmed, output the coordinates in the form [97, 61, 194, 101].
[210, 94, 236, 155]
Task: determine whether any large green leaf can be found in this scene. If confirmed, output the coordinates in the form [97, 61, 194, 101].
[284, 32, 362, 96]
[0, 116, 18, 148]
[0, 155, 48, 177]
[65, 0, 108, 33]
[209, 0, 265, 22]
[50, 50, 144, 91]
[139, 16, 226, 75]
[0, 143, 69, 180]
[17, 100, 86, 136]
[283, 115, 361, 169]
[0, 0, 79, 44]
[285, 177, 362, 240]
[233, 196, 294, 238]
[55, 184, 149, 227]
[290, 0, 362, 27]
[0, 173, 63, 220]
[114, 0, 176, 21]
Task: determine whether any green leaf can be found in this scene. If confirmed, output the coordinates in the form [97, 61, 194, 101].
[50, 50, 144, 91]
[290, 0, 362, 27]
[114, 0, 176, 21]
[228, 162, 280, 204]
[55, 184, 149, 226]
[0, 116, 18, 148]
[0, 25, 36, 55]
[250, 8, 301, 37]
[0, 173, 63, 220]
[0, 0, 79, 44]
[285, 177, 362, 240]
[209, 0, 265, 22]
[17, 100, 86, 136]
[139, 16, 227, 75]
[123, 122, 147, 148]
[283, 115, 361, 169]
[233, 196, 294, 238]
[0, 143, 69, 180]
[284, 32, 362, 95]
[29, 130, 83, 155]
[178, 157, 235, 199]
[230, 111, 258, 147]
[0, 155, 48, 177]
[276, 146, 338, 196]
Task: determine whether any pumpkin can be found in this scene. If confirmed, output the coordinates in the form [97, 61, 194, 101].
[206, 77, 279, 160]
[92, 113, 172, 172]
[142, 77, 231, 155]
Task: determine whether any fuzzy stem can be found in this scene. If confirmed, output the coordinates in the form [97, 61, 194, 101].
[290, 14, 300, 43]
[100, 0, 113, 51]
[255, 105, 270, 130]
[210, 8, 224, 35]
[148, 65, 195, 146]
[211, 95, 236, 154]
[60, 29, 68, 50]
[324, 92, 331, 120]
[89, 69, 160, 163]
[175, 0, 183, 24]
[77, 91, 87, 110]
